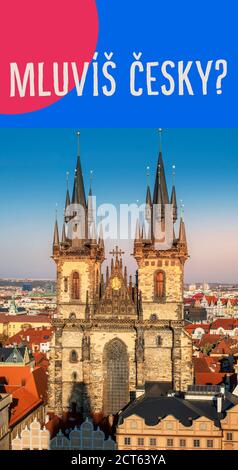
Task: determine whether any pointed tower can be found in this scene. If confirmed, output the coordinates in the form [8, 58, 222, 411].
[133, 129, 192, 393]
[178, 216, 188, 255]
[52, 218, 59, 255]
[49, 131, 105, 416]
[71, 132, 86, 208]
[171, 186, 177, 223]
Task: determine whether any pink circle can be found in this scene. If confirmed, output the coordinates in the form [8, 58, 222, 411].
[0, 0, 98, 114]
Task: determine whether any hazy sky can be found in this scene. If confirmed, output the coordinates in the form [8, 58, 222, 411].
[0, 128, 237, 283]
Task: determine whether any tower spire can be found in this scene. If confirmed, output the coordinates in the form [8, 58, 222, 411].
[171, 165, 177, 223]
[158, 128, 163, 152]
[71, 131, 86, 208]
[64, 171, 71, 220]
[178, 202, 188, 254]
[53, 205, 59, 252]
[153, 130, 169, 206]
[77, 130, 80, 156]
[61, 223, 66, 243]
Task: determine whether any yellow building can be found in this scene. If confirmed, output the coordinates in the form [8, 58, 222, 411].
[0, 314, 51, 338]
[116, 385, 238, 451]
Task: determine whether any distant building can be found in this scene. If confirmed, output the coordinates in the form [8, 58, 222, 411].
[210, 319, 238, 337]
[7, 327, 53, 356]
[22, 283, 33, 292]
[0, 314, 52, 337]
[184, 306, 207, 323]
[185, 323, 210, 339]
[0, 346, 34, 367]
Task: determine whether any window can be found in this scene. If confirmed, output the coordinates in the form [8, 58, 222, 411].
[167, 439, 173, 447]
[138, 438, 144, 446]
[70, 350, 78, 363]
[180, 439, 186, 448]
[69, 312, 76, 320]
[71, 272, 80, 300]
[64, 277, 68, 293]
[155, 270, 165, 300]
[150, 438, 157, 446]
[72, 372, 77, 381]
[207, 440, 213, 448]
[124, 437, 131, 446]
[194, 440, 200, 448]
[150, 314, 157, 322]
[156, 335, 162, 346]
[227, 433, 233, 441]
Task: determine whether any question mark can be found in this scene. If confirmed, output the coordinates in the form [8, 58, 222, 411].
[215, 60, 227, 94]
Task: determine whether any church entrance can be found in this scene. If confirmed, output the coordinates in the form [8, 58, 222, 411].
[103, 339, 129, 416]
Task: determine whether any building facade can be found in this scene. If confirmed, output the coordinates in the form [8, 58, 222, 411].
[0, 393, 12, 450]
[116, 386, 238, 450]
[48, 133, 193, 418]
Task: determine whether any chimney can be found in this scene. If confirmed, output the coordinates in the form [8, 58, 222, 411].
[217, 394, 222, 414]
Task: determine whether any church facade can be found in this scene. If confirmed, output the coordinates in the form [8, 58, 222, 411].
[48, 133, 193, 418]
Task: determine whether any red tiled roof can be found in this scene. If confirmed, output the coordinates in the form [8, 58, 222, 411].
[196, 334, 223, 348]
[0, 365, 32, 387]
[0, 314, 52, 324]
[192, 293, 204, 300]
[185, 323, 210, 333]
[0, 364, 47, 427]
[195, 372, 227, 385]
[211, 319, 238, 331]
[10, 387, 42, 427]
[33, 352, 49, 369]
[193, 356, 221, 374]
[7, 327, 53, 348]
[211, 338, 238, 356]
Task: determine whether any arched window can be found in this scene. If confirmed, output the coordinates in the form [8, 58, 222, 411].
[64, 277, 68, 293]
[72, 372, 77, 381]
[103, 339, 129, 416]
[150, 314, 158, 322]
[69, 312, 76, 320]
[155, 270, 165, 301]
[71, 272, 80, 300]
[70, 350, 78, 363]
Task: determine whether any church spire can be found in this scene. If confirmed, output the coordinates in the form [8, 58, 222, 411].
[53, 208, 59, 254]
[179, 217, 187, 246]
[71, 131, 86, 208]
[170, 164, 177, 222]
[153, 130, 169, 206]
[65, 172, 70, 209]
[61, 223, 66, 244]
[178, 204, 188, 254]
[170, 187, 177, 223]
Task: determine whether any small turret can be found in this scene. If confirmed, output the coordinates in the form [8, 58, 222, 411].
[53, 218, 60, 255]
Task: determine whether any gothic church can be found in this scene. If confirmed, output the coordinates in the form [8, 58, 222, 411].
[48, 132, 193, 418]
